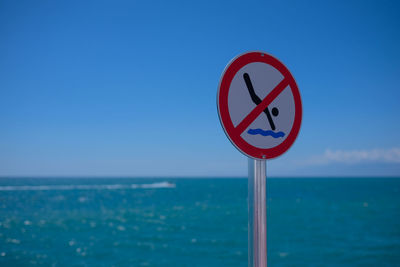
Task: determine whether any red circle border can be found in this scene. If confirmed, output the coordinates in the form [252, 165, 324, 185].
[217, 51, 302, 159]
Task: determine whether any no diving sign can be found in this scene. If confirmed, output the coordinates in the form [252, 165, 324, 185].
[217, 51, 302, 159]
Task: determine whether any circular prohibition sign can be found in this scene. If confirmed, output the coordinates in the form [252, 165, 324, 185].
[217, 51, 302, 159]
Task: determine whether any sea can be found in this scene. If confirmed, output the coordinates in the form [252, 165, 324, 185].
[0, 177, 399, 266]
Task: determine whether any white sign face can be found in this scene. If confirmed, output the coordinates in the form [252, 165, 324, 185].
[217, 52, 302, 159]
[227, 62, 295, 149]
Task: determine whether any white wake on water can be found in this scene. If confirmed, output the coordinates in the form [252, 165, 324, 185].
[0, 182, 176, 191]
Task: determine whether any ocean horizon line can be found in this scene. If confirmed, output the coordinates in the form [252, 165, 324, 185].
[0, 175, 399, 179]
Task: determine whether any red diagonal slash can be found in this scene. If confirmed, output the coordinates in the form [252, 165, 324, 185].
[234, 77, 290, 135]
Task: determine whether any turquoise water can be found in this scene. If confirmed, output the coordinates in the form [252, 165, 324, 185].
[0, 178, 399, 266]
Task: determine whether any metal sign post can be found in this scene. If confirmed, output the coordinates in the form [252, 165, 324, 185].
[248, 158, 267, 267]
[217, 51, 302, 267]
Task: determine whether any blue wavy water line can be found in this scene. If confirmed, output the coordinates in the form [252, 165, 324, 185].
[247, 129, 285, 138]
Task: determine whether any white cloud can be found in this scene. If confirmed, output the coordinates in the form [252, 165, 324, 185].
[302, 148, 400, 165]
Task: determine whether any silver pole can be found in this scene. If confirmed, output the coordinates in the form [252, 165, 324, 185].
[248, 158, 267, 267]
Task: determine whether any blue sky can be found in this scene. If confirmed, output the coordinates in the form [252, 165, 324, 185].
[0, 0, 399, 177]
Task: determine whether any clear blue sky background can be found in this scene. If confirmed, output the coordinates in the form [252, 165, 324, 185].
[1, 0, 399, 177]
